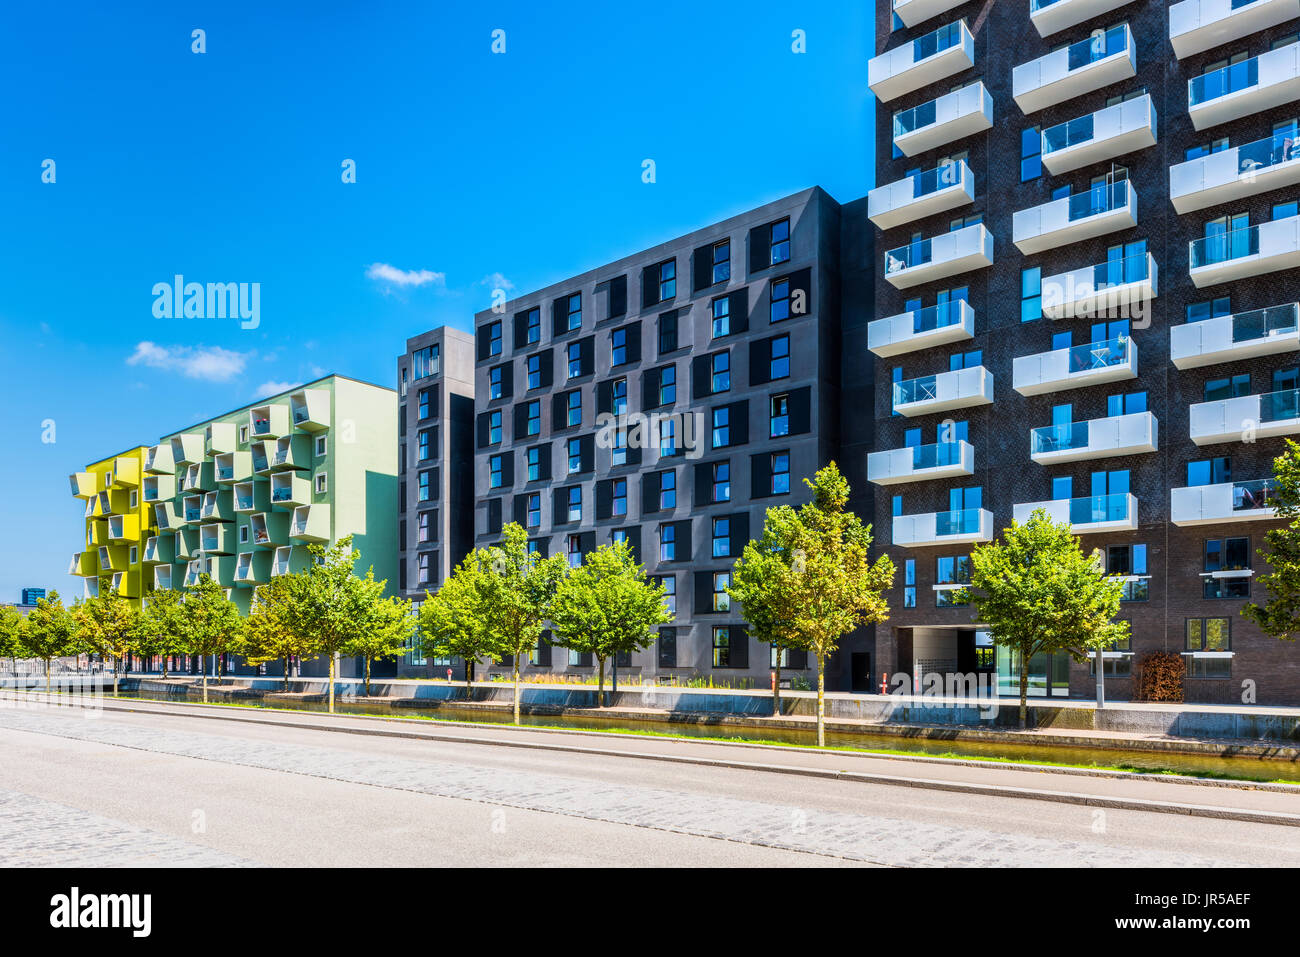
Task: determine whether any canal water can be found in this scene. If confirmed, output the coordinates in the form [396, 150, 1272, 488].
[118, 688, 1300, 784]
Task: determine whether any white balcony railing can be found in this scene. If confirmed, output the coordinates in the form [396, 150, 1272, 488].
[1171, 130, 1300, 213]
[893, 508, 993, 547]
[892, 365, 994, 416]
[1029, 0, 1140, 37]
[1188, 40, 1300, 131]
[1171, 0, 1300, 59]
[1013, 180, 1137, 255]
[1190, 387, 1300, 445]
[1013, 493, 1137, 534]
[1041, 252, 1157, 319]
[1013, 24, 1136, 114]
[1041, 94, 1157, 175]
[1171, 303, 1300, 369]
[1189, 214, 1300, 287]
[892, 81, 993, 157]
[868, 440, 975, 485]
[883, 222, 994, 290]
[1029, 411, 1158, 464]
[868, 161, 974, 231]
[868, 299, 975, 358]
[870, 20, 975, 103]
[891, 0, 968, 28]
[1171, 479, 1280, 525]
[1013, 336, 1137, 396]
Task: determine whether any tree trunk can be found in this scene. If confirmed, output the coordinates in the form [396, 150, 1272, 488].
[513, 659, 522, 725]
[112, 656, 119, 698]
[365, 657, 372, 697]
[283, 657, 290, 692]
[45, 658, 51, 694]
[161, 655, 168, 679]
[328, 652, 336, 714]
[773, 646, 783, 717]
[816, 652, 826, 748]
[201, 666, 208, 704]
[598, 658, 606, 708]
[1018, 655, 1029, 730]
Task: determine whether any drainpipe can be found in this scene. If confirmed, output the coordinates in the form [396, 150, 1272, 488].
[1095, 647, 1105, 710]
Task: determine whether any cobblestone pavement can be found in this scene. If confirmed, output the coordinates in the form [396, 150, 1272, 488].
[0, 707, 1246, 867]
[0, 786, 250, 867]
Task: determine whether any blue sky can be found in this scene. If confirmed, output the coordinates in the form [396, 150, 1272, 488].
[0, 0, 875, 601]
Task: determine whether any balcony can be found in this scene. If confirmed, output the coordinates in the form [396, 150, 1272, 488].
[868, 161, 974, 231]
[153, 566, 173, 592]
[1191, 387, 1300, 444]
[249, 404, 290, 440]
[180, 462, 215, 493]
[234, 481, 269, 514]
[234, 551, 271, 587]
[868, 300, 975, 357]
[1014, 493, 1138, 534]
[1041, 94, 1157, 175]
[868, 440, 975, 485]
[251, 511, 290, 548]
[1189, 215, 1300, 287]
[1029, 0, 1140, 37]
[893, 508, 993, 547]
[69, 472, 97, 499]
[182, 494, 204, 526]
[1013, 336, 1136, 396]
[1171, 0, 1300, 59]
[200, 556, 236, 587]
[110, 572, 137, 599]
[869, 20, 975, 103]
[143, 535, 174, 565]
[110, 456, 139, 488]
[183, 560, 203, 588]
[199, 523, 236, 555]
[1171, 303, 1300, 368]
[214, 451, 252, 484]
[170, 433, 204, 467]
[892, 81, 993, 157]
[83, 579, 100, 600]
[200, 490, 234, 523]
[290, 389, 331, 432]
[68, 552, 96, 577]
[270, 472, 312, 508]
[204, 421, 237, 456]
[153, 501, 182, 533]
[1013, 24, 1136, 115]
[1013, 181, 1137, 255]
[252, 442, 272, 474]
[271, 546, 297, 577]
[1188, 40, 1300, 130]
[290, 503, 330, 542]
[271, 434, 313, 471]
[97, 544, 127, 573]
[1171, 479, 1280, 525]
[175, 528, 198, 562]
[1030, 411, 1158, 464]
[143, 474, 176, 503]
[893, 365, 994, 416]
[1171, 131, 1300, 214]
[144, 444, 174, 474]
[883, 223, 994, 289]
[87, 519, 108, 546]
[107, 514, 140, 542]
[1041, 253, 1157, 319]
[891, 0, 967, 28]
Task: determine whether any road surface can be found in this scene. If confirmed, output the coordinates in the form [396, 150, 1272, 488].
[0, 696, 1296, 867]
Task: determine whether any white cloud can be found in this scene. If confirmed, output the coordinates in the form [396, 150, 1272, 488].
[479, 271, 514, 292]
[366, 262, 446, 287]
[126, 341, 251, 381]
[252, 380, 296, 400]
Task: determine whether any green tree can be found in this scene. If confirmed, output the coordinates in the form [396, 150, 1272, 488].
[956, 508, 1128, 728]
[343, 586, 413, 697]
[418, 567, 491, 683]
[1244, 438, 1300, 642]
[72, 592, 140, 697]
[243, 574, 314, 691]
[22, 591, 78, 692]
[729, 462, 895, 747]
[137, 589, 187, 678]
[550, 541, 672, 707]
[0, 605, 26, 676]
[181, 575, 244, 703]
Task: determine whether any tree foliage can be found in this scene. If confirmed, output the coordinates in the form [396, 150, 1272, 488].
[136, 588, 187, 678]
[1243, 438, 1300, 641]
[0, 605, 26, 670]
[243, 574, 315, 691]
[72, 591, 139, 696]
[180, 575, 244, 702]
[22, 591, 77, 692]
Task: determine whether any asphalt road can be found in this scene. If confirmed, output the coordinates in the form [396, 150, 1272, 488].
[0, 697, 1297, 867]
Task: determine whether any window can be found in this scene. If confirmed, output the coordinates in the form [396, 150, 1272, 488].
[655, 575, 676, 615]
[413, 344, 441, 378]
[660, 417, 677, 456]
[711, 297, 730, 338]
[611, 429, 627, 467]
[611, 327, 628, 366]
[712, 406, 730, 448]
[129, 490, 138, 509]
[416, 430, 431, 462]
[1277, 201, 1299, 220]
[238, 424, 249, 444]
[1107, 544, 1149, 601]
[129, 545, 138, 564]
[489, 367, 503, 400]
[488, 410, 502, 445]
[660, 524, 676, 561]
[903, 558, 916, 608]
[417, 470, 433, 503]
[712, 626, 736, 668]
[526, 493, 541, 528]
[524, 308, 540, 345]
[658, 627, 677, 668]
[527, 447, 542, 482]
[712, 462, 731, 503]
[770, 394, 790, 437]
[659, 365, 676, 405]
[567, 486, 582, 523]
[489, 455, 504, 489]
[1107, 391, 1146, 417]
[1187, 456, 1230, 486]
[612, 478, 627, 516]
[1185, 618, 1232, 678]
[612, 378, 628, 416]
[711, 351, 730, 393]
[769, 218, 790, 265]
[566, 390, 582, 427]
[656, 260, 676, 302]
[771, 452, 790, 495]
[1204, 374, 1249, 402]
[567, 534, 583, 569]
[711, 517, 730, 558]
[567, 438, 582, 474]
[527, 353, 543, 389]
[315, 472, 328, 495]
[1021, 267, 1042, 322]
[712, 240, 730, 284]
[770, 278, 791, 323]
[419, 511, 433, 543]
[659, 312, 678, 354]
[526, 401, 540, 436]
[936, 555, 970, 607]
[1021, 127, 1042, 181]
[659, 470, 676, 509]
[419, 553, 431, 585]
[565, 293, 582, 331]
[487, 321, 502, 356]
[567, 342, 583, 379]
[1204, 537, 1250, 599]
[770, 335, 790, 380]
[713, 572, 731, 612]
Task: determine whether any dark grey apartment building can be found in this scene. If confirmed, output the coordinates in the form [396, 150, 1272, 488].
[395, 326, 475, 674]
[462, 187, 877, 688]
[870, 0, 1300, 703]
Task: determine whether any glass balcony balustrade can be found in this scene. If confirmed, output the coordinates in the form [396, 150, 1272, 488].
[1232, 478, 1280, 511]
[1066, 493, 1131, 524]
[1190, 56, 1259, 107]
[908, 441, 965, 469]
[1231, 302, 1299, 342]
[1066, 181, 1130, 222]
[935, 507, 984, 536]
[1191, 224, 1259, 267]
[912, 21, 964, 62]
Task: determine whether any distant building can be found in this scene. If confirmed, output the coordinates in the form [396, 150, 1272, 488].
[20, 588, 45, 606]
